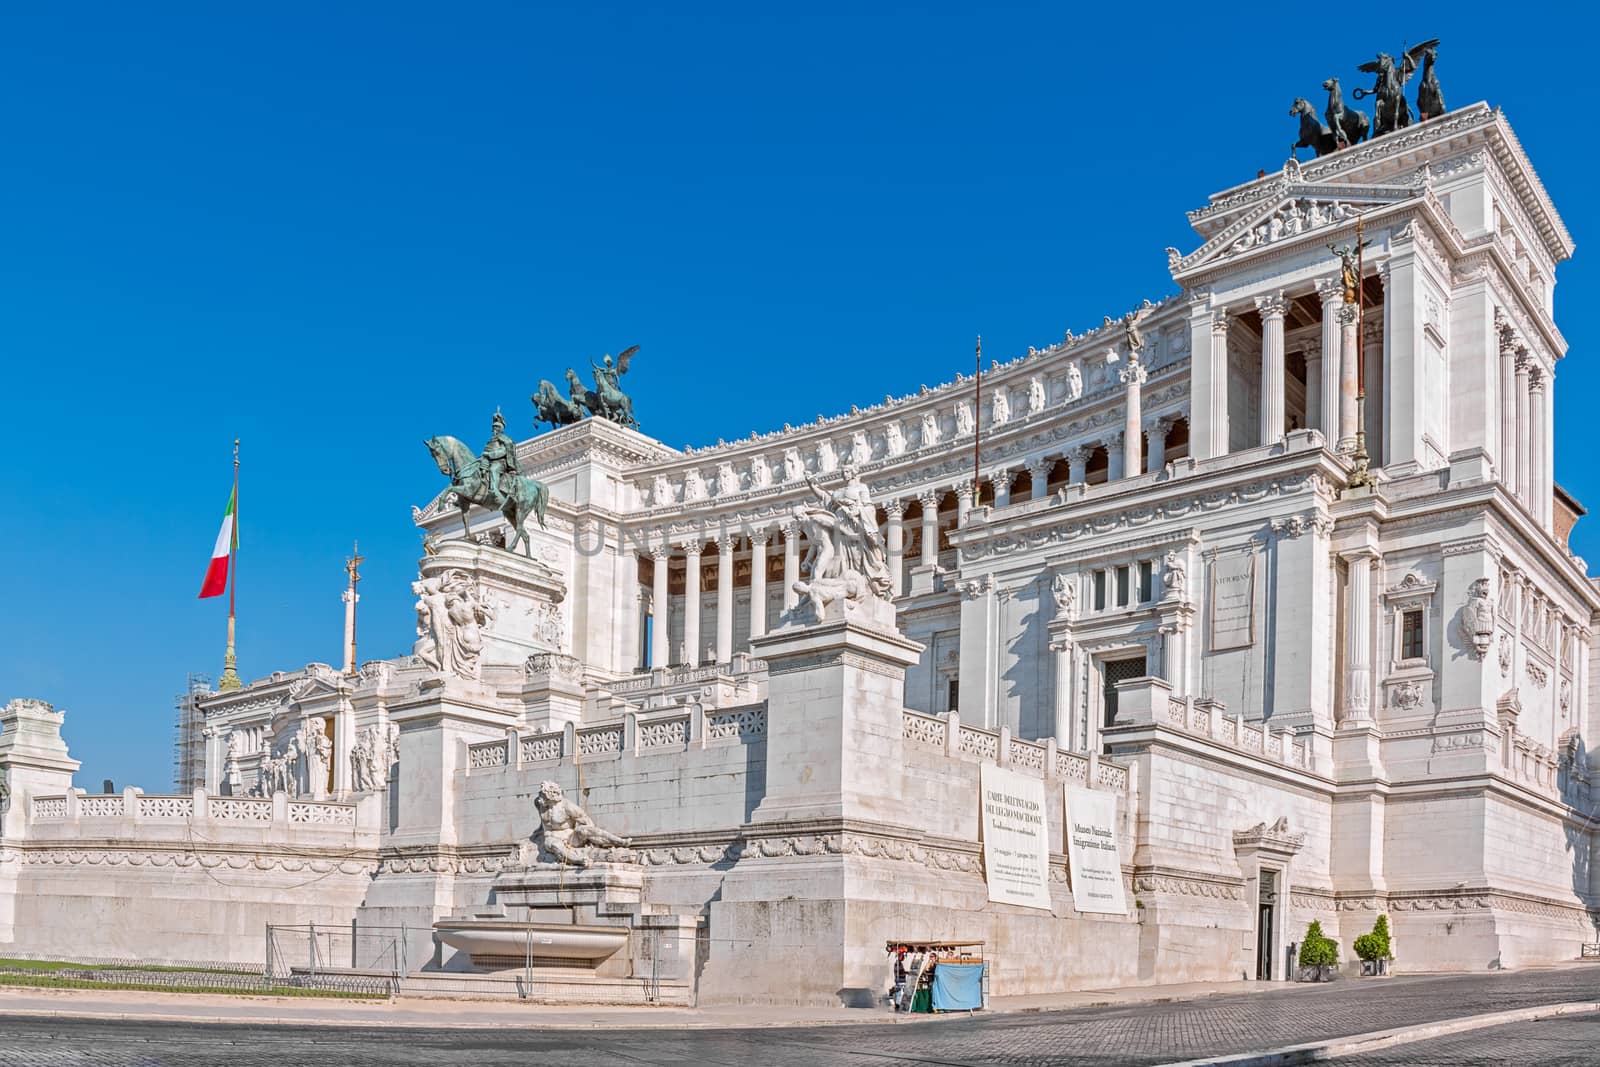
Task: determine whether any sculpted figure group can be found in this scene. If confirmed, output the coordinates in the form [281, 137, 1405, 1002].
[1291, 39, 1445, 159]
[412, 569, 493, 681]
[533, 345, 640, 429]
[788, 468, 893, 620]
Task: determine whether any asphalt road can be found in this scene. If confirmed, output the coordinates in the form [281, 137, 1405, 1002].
[0, 968, 1595, 1066]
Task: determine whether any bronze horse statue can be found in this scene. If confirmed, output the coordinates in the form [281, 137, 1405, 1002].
[1290, 98, 1338, 159]
[1415, 43, 1445, 120]
[532, 379, 584, 428]
[1321, 77, 1368, 148]
[424, 435, 549, 556]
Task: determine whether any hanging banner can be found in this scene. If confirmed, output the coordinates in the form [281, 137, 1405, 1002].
[1064, 785, 1128, 915]
[1209, 549, 1256, 651]
[978, 763, 1053, 911]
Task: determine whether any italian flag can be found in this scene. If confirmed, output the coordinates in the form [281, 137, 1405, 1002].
[198, 488, 237, 598]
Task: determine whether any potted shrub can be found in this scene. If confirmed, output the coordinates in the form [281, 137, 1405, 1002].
[1353, 914, 1393, 976]
[1297, 920, 1339, 982]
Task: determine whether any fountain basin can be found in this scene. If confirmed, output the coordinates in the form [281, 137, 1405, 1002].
[433, 920, 629, 969]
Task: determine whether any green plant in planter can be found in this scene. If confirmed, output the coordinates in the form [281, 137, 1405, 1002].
[1354, 915, 1393, 965]
[1298, 920, 1340, 969]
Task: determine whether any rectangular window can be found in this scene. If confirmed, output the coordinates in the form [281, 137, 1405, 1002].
[1093, 572, 1106, 612]
[947, 679, 960, 713]
[1401, 609, 1425, 661]
[1139, 560, 1153, 603]
[1116, 566, 1130, 608]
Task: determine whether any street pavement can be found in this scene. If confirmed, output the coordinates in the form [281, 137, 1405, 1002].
[0, 967, 1594, 1065]
[1332, 1011, 1600, 1066]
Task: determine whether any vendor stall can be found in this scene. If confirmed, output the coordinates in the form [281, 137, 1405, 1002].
[885, 940, 986, 1013]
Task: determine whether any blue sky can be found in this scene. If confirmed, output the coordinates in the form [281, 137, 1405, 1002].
[2, 6, 1593, 788]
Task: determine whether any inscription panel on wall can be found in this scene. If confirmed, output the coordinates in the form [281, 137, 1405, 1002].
[1209, 549, 1256, 652]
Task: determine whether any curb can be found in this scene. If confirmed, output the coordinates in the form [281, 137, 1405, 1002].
[1153, 1000, 1600, 1066]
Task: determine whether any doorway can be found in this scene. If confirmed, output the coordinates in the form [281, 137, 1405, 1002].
[1256, 868, 1278, 980]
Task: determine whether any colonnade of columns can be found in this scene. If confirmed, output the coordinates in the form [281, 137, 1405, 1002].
[641, 401, 1189, 668]
[1192, 279, 1364, 462]
[1497, 313, 1554, 529]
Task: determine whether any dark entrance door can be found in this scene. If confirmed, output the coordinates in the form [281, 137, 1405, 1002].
[1102, 656, 1147, 728]
[1256, 869, 1277, 980]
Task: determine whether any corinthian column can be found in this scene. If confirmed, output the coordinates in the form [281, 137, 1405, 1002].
[1316, 277, 1343, 438]
[649, 544, 670, 670]
[918, 491, 939, 567]
[1067, 444, 1093, 485]
[716, 535, 734, 665]
[1497, 315, 1518, 496]
[1515, 349, 1532, 504]
[1257, 291, 1287, 445]
[885, 501, 904, 597]
[1121, 358, 1147, 477]
[782, 521, 800, 610]
[1146, 416, 1172, 475]
[1529, 368, 1548, 527]
[989, 470, 1015, 508]
[1338, 305, 1359, 450]
[682, 540, 702, 667]
[748, 531, 769, 642]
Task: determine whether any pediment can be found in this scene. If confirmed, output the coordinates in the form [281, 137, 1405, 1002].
[1169, 180, 1419, 280]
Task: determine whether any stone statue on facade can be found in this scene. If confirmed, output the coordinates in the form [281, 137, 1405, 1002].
[1122, 302, 1153, 356]
[954, 400, 974, 437]
[1050, 573, 1077, 620]
[529, 780, 631, 867]
[782, 447, 805, 483]
[1161, 549, 1188, 601]
[350, 722, 396, 792]
[788, 468, 893, 620]
[1458, 577, 1496, 659]
[1065, 362, 1083, 401]
[412, 570, 493, 680]
[424, 413, 550, 557]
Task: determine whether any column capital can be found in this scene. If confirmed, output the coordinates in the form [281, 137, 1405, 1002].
[1145, 413, 1176, 436]
[1102, 431, 1124, 450]
[649, 543, 672, 563]
[988, 470, 1016, 491]
[884, 499, 906, 520]
[748, 529, 771, 548]
[1119, 359, 1148, 388]
[1066, 443, 1096, 463]
[1026, 456, 1054, 478]
[715, 534, 736, 554]
[1496, 309, 1518, 355]
[917, 489, 941, 510]
[1314, 275, 1344, 305]
[1529, 365, 1547, 393]
[781, 520, 800, 542]
[1210, 312, 1232, 336]
[955, 483, 974, 502]
[1337, 304, 1358, 326]
[1515, 346, 1533, 375]
[1254, 291, 1289, 320]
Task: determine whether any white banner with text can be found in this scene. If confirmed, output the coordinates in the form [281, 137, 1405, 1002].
[1064, 785, 1128, 915]
[978, 763, 1053, 911]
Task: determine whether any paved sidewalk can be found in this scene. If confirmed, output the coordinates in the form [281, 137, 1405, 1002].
[0, 973, 1323, 1030]
[0, 967, 1595, 1065]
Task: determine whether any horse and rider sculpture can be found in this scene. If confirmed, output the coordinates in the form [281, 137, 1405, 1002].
[1290, 39, 1445, 160]
[427, 345, 640, 554]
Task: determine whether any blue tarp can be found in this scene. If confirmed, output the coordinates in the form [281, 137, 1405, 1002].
[930, 962, 984, 1011]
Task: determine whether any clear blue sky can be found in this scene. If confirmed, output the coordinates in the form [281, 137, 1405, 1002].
[2, 6, 1593, 789]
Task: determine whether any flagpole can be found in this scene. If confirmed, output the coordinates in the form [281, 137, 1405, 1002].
[1348, 218, 1374, 489]
[219, 439, 242, 691]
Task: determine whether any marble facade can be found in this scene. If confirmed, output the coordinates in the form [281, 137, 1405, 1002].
[2, 103, 1596, 1001]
